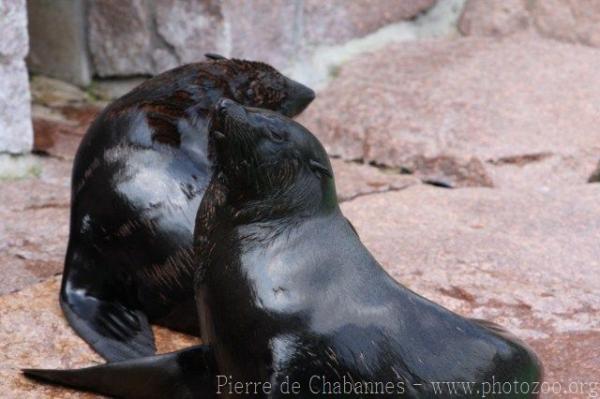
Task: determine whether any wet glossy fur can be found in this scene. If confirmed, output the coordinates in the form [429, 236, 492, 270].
[25, 100, 542, 398]
[194, 101, 543, 398]
[62, 58, 315, 361]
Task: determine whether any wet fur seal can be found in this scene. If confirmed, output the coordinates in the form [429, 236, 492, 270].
[61, 56, 315, 362]
[25, 99, 542, 398]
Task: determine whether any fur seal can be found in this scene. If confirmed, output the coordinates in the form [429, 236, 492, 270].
[25, 99, 542, 398]
[61, 55, 315, 361]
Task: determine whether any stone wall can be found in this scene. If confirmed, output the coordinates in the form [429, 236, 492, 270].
[27, 0, 437, 88]
[88, 0, 436, 77]
[0, 0, 33, 154]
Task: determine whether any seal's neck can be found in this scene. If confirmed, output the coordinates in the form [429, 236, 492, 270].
[229, 172, 339, 225]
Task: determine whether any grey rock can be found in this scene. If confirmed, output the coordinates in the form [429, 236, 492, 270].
[88, 0, 154, 76]
[82, 0, 439, 77]
[303, 0, 436, 46]
[0, 59, 33, 154]
[0, 0, 28, 59]
[27, 0, 92, 86]
[0, 0, 32, 154]
[220, 0, 436, 72]
[221, 0, 300, 71]
[155, 0, 224, 64]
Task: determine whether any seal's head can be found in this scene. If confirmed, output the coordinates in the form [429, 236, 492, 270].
[208, 98, 337, 219]
[205, 53, 315, 118]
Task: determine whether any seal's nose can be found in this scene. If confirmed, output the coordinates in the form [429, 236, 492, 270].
[297, 83, 315, 106]
[282, 80, 315, 117]
[216, 98, 237, 115]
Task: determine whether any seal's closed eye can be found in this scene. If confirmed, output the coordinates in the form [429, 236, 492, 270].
[269, 129, 284, 143]
[309, 159, 332, 178]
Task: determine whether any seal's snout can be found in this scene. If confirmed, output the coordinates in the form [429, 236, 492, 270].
[216, 98, 235, 115]
[214, 98, 247, 123]
[210, 98, 239, 137]
[282, 80, 315, 117]
[298, 83, 315, 104]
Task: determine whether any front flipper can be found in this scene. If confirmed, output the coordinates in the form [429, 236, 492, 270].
[23, 345, 215, 399]
[61, 289, 156, 362]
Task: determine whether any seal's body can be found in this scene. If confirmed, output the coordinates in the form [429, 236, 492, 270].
[25, 100, 542, 398]
[63, 57, 315, 361]
[194, 100, 543, 397]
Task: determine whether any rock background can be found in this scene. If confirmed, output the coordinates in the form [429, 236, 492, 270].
[2, 0, 600, 397]
[0, 0, 33, 153]
[27, 0, 442, 87]
[299, 36, 600, 188]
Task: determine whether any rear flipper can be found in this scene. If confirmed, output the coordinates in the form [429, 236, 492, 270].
[61, 288, 156, 362]
[23, 345, 215, 399]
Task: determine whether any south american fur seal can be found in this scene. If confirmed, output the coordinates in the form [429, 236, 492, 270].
[25, 99, 542, 398]
[61, 55, 315, 361]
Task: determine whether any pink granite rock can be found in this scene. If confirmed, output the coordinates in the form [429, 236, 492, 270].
[0, 277, 198, 398]
[460, 0, 600, 50]
[300, 36, 600, 188]
[0, 157, 71, 295]
[342, 185, 600, 396]
[532, 0, 600, 47]
[331, 159, 419, 201]
[458, 0, 531, 37]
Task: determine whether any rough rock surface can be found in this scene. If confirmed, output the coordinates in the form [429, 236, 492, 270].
[27, 0, 92, 86]
[0, 277, 198, 398]
[342, 185, 600, 397]
[532, 0, 600, 47]
[29, 76, 103, 160]
[0, 157, 70, 295]
[0, 0, 33, 154]
[220, 0, 300, 70]
[155, 0, 224, 67]
[303, 0, 435, 46]
[88, 0, 155, 76]
[83, 0, 436, 76]
[300, 36, 600, 188]
[32, 105, 100, 161]
[0, 59, 34, 154]
[460, 0, 600, 49]
[332, 159, 419, 201]
[458, 0, 530, 37]
[0, 0, 29, 59]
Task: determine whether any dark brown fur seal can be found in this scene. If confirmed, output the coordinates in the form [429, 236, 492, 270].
[25, 99, 542, 398]
[61, 55, 315, 361]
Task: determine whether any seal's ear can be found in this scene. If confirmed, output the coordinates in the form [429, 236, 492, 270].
[205, 53, 227, 60]
[309, 159, 332, 178]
